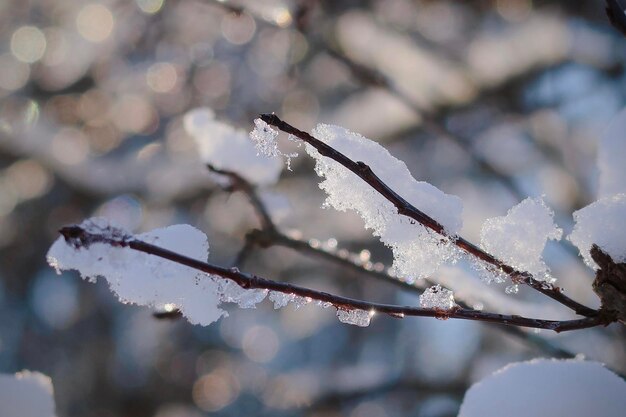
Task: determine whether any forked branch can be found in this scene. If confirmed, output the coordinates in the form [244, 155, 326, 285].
[260, 114, 599, 317]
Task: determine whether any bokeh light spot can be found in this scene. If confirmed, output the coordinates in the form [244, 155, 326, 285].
[76, 4, 115, 43]
[11, 26, 47, 63]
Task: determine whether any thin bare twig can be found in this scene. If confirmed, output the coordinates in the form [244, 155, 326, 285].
[260, 114, 600, 318]
[58, 224, 613, 332]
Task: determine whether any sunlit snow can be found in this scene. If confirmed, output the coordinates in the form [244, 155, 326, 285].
[569, 193, 626, 269]
[47, 218, 267, 326]
[419, 285, 456, 310]
[305, 123, 464, 282]
[480, 197, 562, 281]
[336, 308, 372, 327]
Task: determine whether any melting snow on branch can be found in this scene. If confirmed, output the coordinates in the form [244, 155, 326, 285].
[305, 124, 464, 282]
[480, 197, 562, 282]
[336, 308, 373, 327]
[47, 218, 371, 328]
[569, 193, 626, 269]
[46, 218, 268, 326]
[184, 108, 283, 186]
[0, 371, 56, 417]
[419, 285, 455, 310]
[250, 118, 299, 170]
[458, 359, 626, 417]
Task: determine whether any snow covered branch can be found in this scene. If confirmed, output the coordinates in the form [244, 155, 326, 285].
[260, 114, 600, 317]
[52, 220, 609, 332]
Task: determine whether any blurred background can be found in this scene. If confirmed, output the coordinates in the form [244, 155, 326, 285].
[1, 0, 626, 416]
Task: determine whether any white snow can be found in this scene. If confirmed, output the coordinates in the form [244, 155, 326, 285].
[458, 359, 626, 417]
[184, 108, 283, 186]
[569, 193, 626, 268]
[250, 118, 299, 169]
[0, 371, 56, 417]
[46, 218, 267, 326]
[336, 308, 372, 327]
[250, 118, 281, 157]
[598, 108, 626, 198]
[480, 197, 562, 281]
[306, 123, 464, 282]
[419, 285, 455, 310]
[269, 291, 296, 309]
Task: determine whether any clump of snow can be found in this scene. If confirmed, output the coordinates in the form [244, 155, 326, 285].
[470, 259, 509, 285]
[336, 308, 372, 327]
[419, 285, 455, 310]
[480, 197, 562, 281]
[0, 371, 56, 417]
[250, 118, 280, 157]
[569, 193, 626, 269]
[217, 279, 268, 308]
[47, 218, 267, 326]
[184, 108, 283, 186]
[458, 359, 626, 417]
[306, 123, 464, 282]
[250, 118, 299, 170]
[598, 108, 626, 198]
[269, 291, 296, 309]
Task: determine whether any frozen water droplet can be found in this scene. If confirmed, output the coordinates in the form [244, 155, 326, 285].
[336, 308, 371, 327]
[505, 284, 519, 294]
[419, 285, 455, 310]
[268, 291, 295, 309]
[250, 118, 280, 157]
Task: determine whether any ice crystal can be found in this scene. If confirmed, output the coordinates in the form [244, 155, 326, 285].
[47, 218, 267, 326]
[250, 118, 280, 157]
[419, 285, 455, 310]
[505, 284, 519, 295]
[336, 308, 372, 327]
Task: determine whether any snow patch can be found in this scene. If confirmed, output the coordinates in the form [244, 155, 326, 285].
[569, 193, 626, 269]
[306, 123, 463, 282]
[459, 359, 626, 417]
[0, 371, 56, 417]
[480, 197, 562, 281]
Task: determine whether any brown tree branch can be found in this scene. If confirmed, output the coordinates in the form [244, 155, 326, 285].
[58, 224, 613, 332]
[204, 166, 577, 356]
[260, 114, 599, 318]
